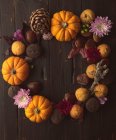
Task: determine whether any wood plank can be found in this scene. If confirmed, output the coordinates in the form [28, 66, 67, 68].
[14, 0, 52, 140]
[81, 0, 116, 140]
[49, 1, 82, 140]
[0, 0, 18, 140]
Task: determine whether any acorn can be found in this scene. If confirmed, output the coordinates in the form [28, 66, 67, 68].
[64, 93, 76, 104]
[85, 39, 96, 49]
[27, 82, 41, 94]
[51, 109, 64, 125]
[86, 97, 100, 112]
[72, 37, 86, 48]
[76, 73, 89, 85]
[25, 30, 37, 43]
[93, 34, 101, 42]
[26, 44, 41, 58]
[8, 86, 20, 98]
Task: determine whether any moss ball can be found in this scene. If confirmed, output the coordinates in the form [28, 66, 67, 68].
[86, 64, 96, 79]
[26, 44, 41, 58]
[94, 84, 108, 98]
[70, 104, 83, 119]
[97, 44, 111, 58]
[86, 97, 100, 112]
[11, 41, 25, 55]
[75, 87, 89, 102]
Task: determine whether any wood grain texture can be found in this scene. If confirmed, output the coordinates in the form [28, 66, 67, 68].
[0, 0, 116, 140]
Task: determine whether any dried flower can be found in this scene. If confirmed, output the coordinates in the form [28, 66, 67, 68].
[13, 89, 31, 109]
[42, 32, 53, 40]
[90, 16, 112, 37]
[67, 37, 85, 59]
[98, 97, 107, 105]
[79, 47, 101, 63]
[13, 29, 24, 41]
[86, 47, 101, 63]
[90, 60, 109, 92]
[79, 48, 87, 58]
[56, 99, 73, 116]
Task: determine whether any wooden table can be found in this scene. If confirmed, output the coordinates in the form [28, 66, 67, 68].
[0, 0, 116, 140]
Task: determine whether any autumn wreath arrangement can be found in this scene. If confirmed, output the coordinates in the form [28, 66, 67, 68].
[1, 8, 113, 124]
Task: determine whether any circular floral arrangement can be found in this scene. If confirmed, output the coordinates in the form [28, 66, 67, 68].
[1, 8, 113, 124]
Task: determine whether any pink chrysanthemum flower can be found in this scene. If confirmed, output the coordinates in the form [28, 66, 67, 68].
[90, 16, 112, 37]
[13, 89, 31, 109]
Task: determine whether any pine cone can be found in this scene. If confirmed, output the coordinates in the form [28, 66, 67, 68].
[29, 8, 50, 34]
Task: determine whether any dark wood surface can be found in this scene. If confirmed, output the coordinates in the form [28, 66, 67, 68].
[0, 0, 116, 140]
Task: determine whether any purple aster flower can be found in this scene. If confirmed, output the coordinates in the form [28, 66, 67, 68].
[13, 29, 24, 41]
[90, 16, 112, 37]
[13, 89, 32, 109]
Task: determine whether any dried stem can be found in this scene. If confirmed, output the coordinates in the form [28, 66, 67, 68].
[90, 60, 109, 92]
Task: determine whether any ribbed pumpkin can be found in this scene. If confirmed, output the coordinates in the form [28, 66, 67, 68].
[51, 10, 80, 41]
[25, 95, 52, 123]
[2, 56, 29, 85]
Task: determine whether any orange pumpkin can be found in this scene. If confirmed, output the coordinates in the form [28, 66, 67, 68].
[2, 56, 29, 85]
[25, 95, 52, 123]
[51, 10, 80, 41]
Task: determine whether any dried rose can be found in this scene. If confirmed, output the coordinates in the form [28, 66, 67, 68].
[56, 99, 73, 116]
[80, 47, 101, 63]
[86, 47, 101, 63]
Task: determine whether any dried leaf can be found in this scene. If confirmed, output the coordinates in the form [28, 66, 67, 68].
[3, 36, 14, 45]
[67, 46, 80, 59]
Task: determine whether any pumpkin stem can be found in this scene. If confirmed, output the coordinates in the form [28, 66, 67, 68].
[11, 69, 16, 75]
[34, 108, 40, 114]
[62, 22, 68, 28]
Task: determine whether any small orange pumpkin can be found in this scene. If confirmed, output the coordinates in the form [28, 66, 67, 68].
[51, 10, 80, 41]
[25, 95, 52, 123]
[2, 56, 29, 85]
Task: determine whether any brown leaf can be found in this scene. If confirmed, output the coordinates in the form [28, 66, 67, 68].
[3, 36, 14, 45]
[67, 46, 80, 59]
